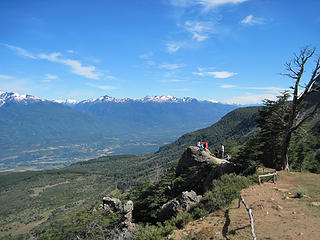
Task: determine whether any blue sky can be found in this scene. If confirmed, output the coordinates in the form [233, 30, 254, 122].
[0, 0, 319, 104]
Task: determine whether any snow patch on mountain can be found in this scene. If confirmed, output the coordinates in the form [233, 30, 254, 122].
[0, 92, 221, 107]
[79, 95, 201, 104]
[53, 99, 79, 105]
[0, 92, 45, 107]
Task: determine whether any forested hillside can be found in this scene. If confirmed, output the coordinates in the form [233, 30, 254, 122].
[0, 106, 259, 239]
[0, 91, 318, 239]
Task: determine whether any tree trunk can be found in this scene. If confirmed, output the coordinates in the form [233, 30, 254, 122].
[282, 132, 292, 171]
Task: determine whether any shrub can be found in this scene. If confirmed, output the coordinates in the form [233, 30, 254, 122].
[190, 174, 249, 219]
[294, 188, 307, 198]
[132, 221, 176, 240]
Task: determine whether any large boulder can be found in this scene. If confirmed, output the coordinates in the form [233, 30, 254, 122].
[103, 197, 123, 212]
[176, 146, 215, 175]
[101, 197, 137, 239]
[174, 146, 235, 194]
[158, 190, 202, 221]
[122, 200, 134, 223]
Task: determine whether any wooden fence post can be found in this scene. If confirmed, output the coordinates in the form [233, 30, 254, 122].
[239, 195, 256, 240]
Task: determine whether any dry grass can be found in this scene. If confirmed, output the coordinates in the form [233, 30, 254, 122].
[169, 171, 320, 240]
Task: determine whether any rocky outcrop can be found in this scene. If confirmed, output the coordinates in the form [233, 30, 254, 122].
[175, 146, 235, 194]
[158, 190, 202, 221]
[101, 197, 134, 223]
[176, 146, 215, 175]
[103, 197, 123, 212]
[101, 197, 137, 239]
[122, 200, 134, 224]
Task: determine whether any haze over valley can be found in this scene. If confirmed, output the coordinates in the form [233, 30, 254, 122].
[0, 92, 237, 172]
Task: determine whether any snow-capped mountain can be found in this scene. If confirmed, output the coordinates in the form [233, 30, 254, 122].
[53, 99, 79, 105]
[140, 96, 196, 103]
[0, 92, 220, 107]
[79, 95, 131, 104]
[79, 95, 201, 104]
[0, 92, 46, 107]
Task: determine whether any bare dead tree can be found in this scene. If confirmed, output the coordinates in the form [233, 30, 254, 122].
[281, 46, 320, 171]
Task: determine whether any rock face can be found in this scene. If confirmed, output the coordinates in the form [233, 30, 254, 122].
[176, 146, 215, 175]
[101, 197, 137, 240]
[158, 190, 202, 221]
[103, 197, 123, 212]
[122, 200, 134, 223]
[175, 146, 235, 194]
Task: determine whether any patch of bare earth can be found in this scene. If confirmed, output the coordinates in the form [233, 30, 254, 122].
[168, 171, 320, 240]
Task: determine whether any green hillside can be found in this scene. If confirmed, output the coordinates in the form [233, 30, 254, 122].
[0, 106, 260, 239]
[0, 102, 124, 144]
[158, 106, 260, 157]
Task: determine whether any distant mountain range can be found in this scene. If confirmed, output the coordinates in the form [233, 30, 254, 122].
[0, 92, 218, 106]
[0, 92, 238, 171]
[0, 92, 238, 139]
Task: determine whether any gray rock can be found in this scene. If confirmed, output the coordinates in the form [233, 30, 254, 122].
[103, 197, 123, 212]
[177, 190, 202, 211]
[176, 146, 214, 175]
[122, 200, 134, 222]
[175, 146, 235, 194]
[158, 190, 202, 221]
[123, 200, 133, 213]
[311, 202, 320, 207]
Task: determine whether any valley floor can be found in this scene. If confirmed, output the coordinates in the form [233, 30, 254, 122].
[168, 171, 320, 240]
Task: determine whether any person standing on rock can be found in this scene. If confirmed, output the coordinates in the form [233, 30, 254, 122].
[221, 143, 225, 158]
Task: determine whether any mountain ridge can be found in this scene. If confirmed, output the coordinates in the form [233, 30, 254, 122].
[0, 91, 224, 106]
[0, 91, 238, 172]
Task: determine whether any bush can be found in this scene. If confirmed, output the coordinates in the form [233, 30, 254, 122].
[132, 221, 176, 240]
[190, 174, 249, 219]
[132, 211, 193, 240]
[34, 208, 121, 240]
[294, 188, 307, 198]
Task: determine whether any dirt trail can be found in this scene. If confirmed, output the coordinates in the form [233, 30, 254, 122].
[168, 171, 320, 240]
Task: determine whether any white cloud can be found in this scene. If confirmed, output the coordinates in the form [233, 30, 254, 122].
[247, 86, 286, 93]
[0, 75, 14, 79]
[209, 72, 237, 78]
[193, 71, 237, 78]
[159, 63, 186, 70]
[169, 0, 248, 10]
[67, 49, 77, 54]
[166, 42, 183, 53]
[192, 72, 205, 76]
[221, 84, 236, 88]
[139, 52, 153, 59]
[85, 82, 115, 90]
[45, 74, 57, 80]
[222, 93, 278, 105]
[184, 21, 213, 41]
[39, 53, 102, 80]
[4, 44, 36, 59]
[160, 79, 185, 83]
[5, 44, 102, 80]
[104, 75, 117, 80]
[241, 15, 265, 25]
